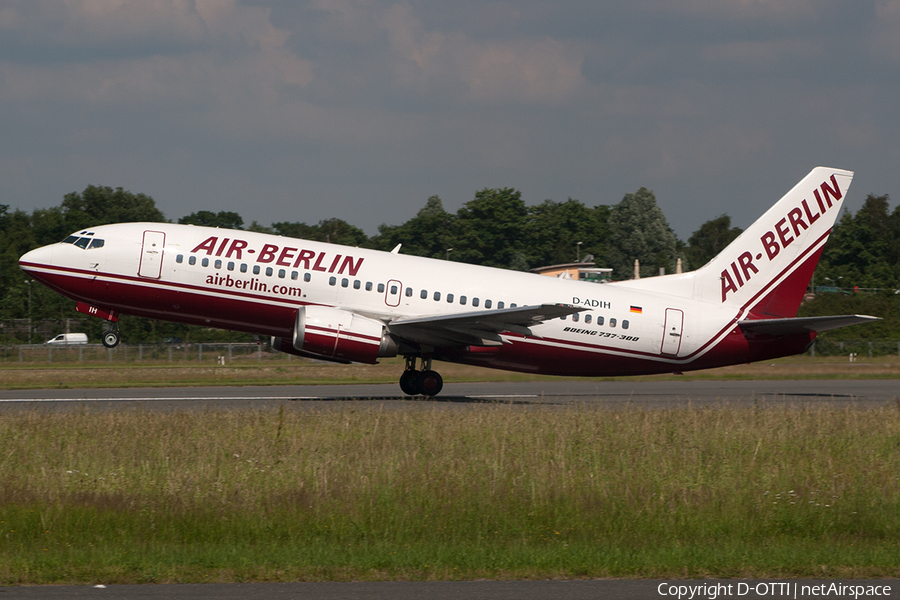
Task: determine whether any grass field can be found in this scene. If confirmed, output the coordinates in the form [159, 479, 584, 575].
[2, 354, 900, 390]
[1, 402, 899, 583]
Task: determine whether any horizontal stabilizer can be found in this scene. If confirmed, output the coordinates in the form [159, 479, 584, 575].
[738, 314, 880, 336]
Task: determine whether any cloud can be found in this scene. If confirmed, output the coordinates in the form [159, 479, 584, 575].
[1, 0, 898, 240]
[378, 3, 586, 105]
[0, 1, 313, 104]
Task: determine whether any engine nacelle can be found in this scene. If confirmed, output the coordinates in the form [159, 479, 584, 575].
[272, 306, 397, 364]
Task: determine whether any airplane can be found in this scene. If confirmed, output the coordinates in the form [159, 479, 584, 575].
[19, 166, 878, 396]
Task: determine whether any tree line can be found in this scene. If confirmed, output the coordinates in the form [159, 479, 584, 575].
[1, 184, 898, 343]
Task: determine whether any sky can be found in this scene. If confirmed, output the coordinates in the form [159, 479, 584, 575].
[2, 0, 900, 241]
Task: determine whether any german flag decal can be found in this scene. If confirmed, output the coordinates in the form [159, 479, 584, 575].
[630, 306, 642, 314]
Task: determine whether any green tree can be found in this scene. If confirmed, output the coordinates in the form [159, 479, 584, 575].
[370, 195, 455, 259]
[272, 218, 369, 247]
[178, 210, 244, 230]
[817, 195, 898, 289]
[605, 187, 679, 279]
[523, 199, 609, 268]
[686, 214, 743, 270]
[60, 185, 166, 235]
[452, 188, 527, 268]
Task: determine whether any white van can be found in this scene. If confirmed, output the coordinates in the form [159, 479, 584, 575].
[46, 333, 89, 345]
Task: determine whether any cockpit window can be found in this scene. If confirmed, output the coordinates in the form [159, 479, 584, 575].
[62, 231, 103, 250]
[62, 233, 105, 249]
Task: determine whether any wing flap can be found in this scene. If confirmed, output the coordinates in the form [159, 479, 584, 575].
[388, 303, 584, 347]
[738, 314, 880, 336]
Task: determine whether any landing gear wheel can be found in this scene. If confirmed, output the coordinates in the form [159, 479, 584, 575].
[399, 355, 444, 397]
[399, 370, 420, 395]
[102, 330, 120, 348]
[417, 370, 443, 396]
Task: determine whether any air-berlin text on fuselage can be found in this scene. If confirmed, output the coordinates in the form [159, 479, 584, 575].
[720, 174, 843, 302]
[189, 236, 364, 277]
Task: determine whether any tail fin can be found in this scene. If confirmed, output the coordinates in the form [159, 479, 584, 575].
[696, 167, 853, 317]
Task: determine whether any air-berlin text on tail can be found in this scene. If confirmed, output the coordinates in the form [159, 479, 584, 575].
[189, 236, 364, 277]
[720, 174, 843, 302]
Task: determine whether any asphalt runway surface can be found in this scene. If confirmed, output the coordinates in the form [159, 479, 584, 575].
[0, 379, 897, 411]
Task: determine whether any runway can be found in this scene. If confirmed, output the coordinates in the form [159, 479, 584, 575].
[0, 379, 897, 411]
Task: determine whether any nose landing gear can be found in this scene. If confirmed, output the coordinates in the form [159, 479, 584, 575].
[399, 355, 443, 396]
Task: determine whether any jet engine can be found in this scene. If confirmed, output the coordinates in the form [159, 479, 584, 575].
[272, 306, 397, 364]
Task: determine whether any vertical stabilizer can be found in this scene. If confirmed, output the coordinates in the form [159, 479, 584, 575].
[695, 167, 853, 317]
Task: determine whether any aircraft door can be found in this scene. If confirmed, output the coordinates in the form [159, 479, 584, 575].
[385, 279, 402, 307]
[138, 230, 166, 279]
[661, 308, 684, 356]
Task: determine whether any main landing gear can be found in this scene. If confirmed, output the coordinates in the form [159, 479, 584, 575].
[101, 325, 120, 348]
[399, 355, 443, 396]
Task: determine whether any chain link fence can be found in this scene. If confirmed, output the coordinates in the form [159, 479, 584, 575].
[0, 343, 297, 365]
[809, 339, 900, 358]
[3, 340, 899, 364]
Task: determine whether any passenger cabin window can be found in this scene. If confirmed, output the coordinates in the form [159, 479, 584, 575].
[610, 318, 617, 328]
[485, 300, 492, 309]
[622, 320, 629, 330]
[434, 291, 441, 301]
[228, 262, 235, 271]
[405, 287, 413, 297]
[240, 263, 247, 273]
[253, 265, 260, 275]
[265, 267, 273, 277]
[460, 296, 467, 305]
[472, 298, 479, 307]
[354, 280, 361, 289]
[202, 258, 209, 267]
[291, 271, 298, 280]
[390, 285, 398, 295]
[305, 273, 311, 283]
[597, 316, 604, 326]
[498, 301, 505, 309]
[365, 282, 372, 291]
[189, 256, 197, 266]
[342, 278, 349, 288]
[278, 269, 285, 278]
[329, 277, 337, 286]
[572, 313, 579, 322]
[378, 283, 385, 293]
[420, 290, 427, 299]
[584, 314, 592, 324]
[176, 255, 183, 264]
[447, 293, 454, 303]
[214, 259, 222, 269]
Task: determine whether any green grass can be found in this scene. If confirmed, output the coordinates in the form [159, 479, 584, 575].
[2, 402, 900, 582]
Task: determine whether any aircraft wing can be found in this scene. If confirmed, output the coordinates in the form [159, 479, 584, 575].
[388, 303, 586, 347]
[738, 314, 880, 336]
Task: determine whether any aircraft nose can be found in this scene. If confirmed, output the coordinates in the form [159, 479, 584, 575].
[19, 244, 55, 275]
